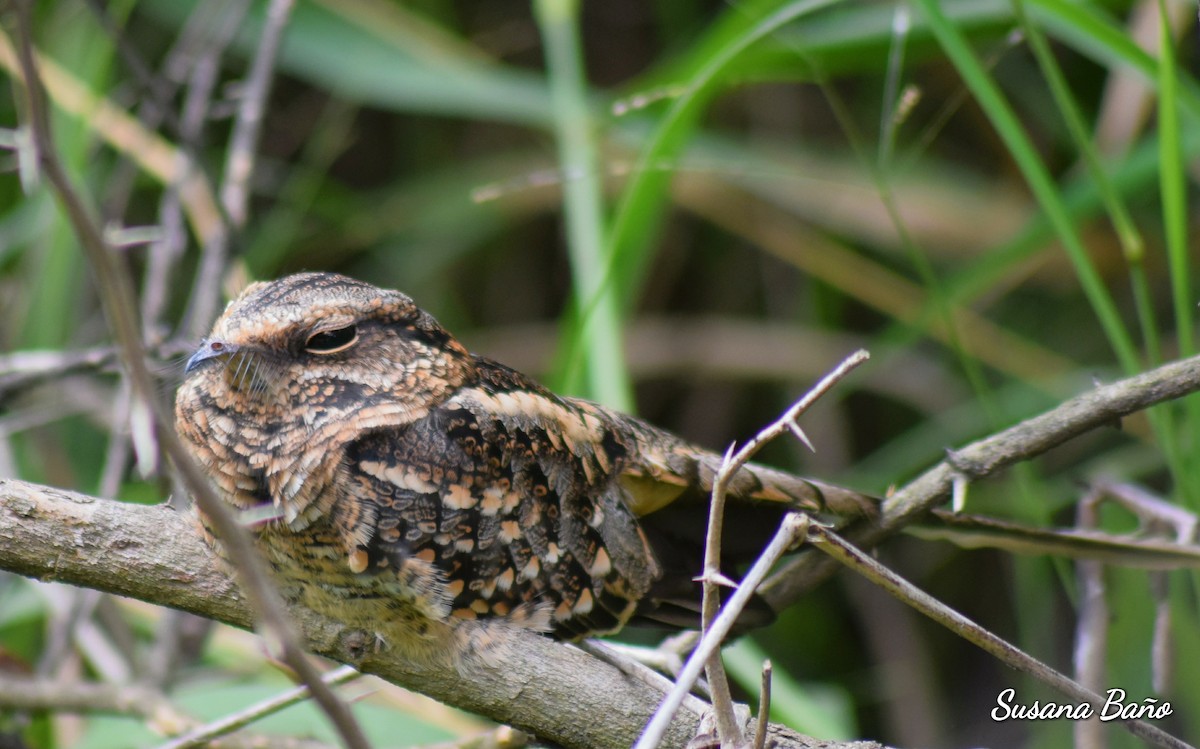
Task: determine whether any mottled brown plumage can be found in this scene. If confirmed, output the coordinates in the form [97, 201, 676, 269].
[174, 273, 873, 664]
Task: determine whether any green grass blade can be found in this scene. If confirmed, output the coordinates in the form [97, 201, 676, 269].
[1153, 0, 1200, 501]
[912, 0, 1139, 374]
[605, 0, 844, 303]
[1011, 0, 1143, 262]
[534, 0, 632, 408]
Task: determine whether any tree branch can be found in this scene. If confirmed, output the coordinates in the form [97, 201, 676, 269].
[0, 478, 885, 749]
[762, 352, 1200, 610]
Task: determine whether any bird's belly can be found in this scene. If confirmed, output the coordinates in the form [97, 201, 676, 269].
[248, 523, 540, 669]
[254, 524, 448, 639]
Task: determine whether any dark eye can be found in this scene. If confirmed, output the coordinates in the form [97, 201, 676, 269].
[305, 325, 358, 354]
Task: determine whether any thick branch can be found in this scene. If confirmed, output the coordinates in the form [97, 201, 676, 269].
[0, 478, 883, 749]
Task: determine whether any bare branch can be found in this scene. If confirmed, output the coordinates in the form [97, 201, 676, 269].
[156, 665, 362, 749]
[1074, 489, 1108, 749]
[753, 661, 771, 749]
[634, 514, 814, 749]
[421, 727, 530, 749]
[0, 673, 337, 749]
[0, 674, 187, 729]
[0, 479, 881, 749]
[762, 352, 1200, 610]
[695, 349, 869, 746]
[807, 524, 1195, 749]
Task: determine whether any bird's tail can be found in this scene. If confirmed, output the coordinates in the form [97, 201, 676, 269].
[618, 413, 877, 521]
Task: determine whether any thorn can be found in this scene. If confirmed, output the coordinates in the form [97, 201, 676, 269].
[694, 571, 739, 589]
[952, 473, 968, 513]
[787, 421, 816, 453]
[722, 442, 738, 464]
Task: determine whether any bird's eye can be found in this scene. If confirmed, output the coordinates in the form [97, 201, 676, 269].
[305, 325, 358, 354]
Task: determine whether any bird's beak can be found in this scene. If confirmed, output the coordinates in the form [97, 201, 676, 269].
[185, 339, 240, 373]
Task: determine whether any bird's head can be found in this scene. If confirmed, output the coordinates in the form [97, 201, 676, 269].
[174, 272, 472, 528]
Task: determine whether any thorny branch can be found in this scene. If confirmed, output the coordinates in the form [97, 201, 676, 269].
[759, 352, 1200, 610]
[753, 661, 771, 749]
[634, 514, 815, 749]
[637, 351, 1200, 749]
[693, 349, 869, 746]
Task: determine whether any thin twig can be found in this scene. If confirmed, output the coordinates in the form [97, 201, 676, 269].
[697, 349, 870, 745]
[752, 660, 771, 749]
[420, 726, 529, 749]
[156, 665, 362, 749]
[1073, 488, 1108, 749]
[1083, 480, 1198, 697]
[0, 24, 223, 246]
[908, 509, 1200, 568]
[98, 380, 135, 496]
[808, 524, 1195, 749]
[0, 345, 121, 398]
[763, 353, 1200, 609]
[168, 0, 249, 340]
[5, 8, 371, 749]
[576, 640, 692, 699]
[79, 0, 185, 137]
[222, 0, 293, 227]
[0, 674, 188, 730]
[633, 513, 812, 749]
[185, 0, 294, 338]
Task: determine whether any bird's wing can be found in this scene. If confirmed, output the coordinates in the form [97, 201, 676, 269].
[338, 359, 663, 639]
[569, 405, 874, 630]
[340, 356, 875, 637]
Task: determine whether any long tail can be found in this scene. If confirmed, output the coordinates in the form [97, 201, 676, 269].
[708, 456, 878, 519]
[617, 413, 877, 520]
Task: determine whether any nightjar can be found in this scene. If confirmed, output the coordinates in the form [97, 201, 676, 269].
[174, 272, 873, 665]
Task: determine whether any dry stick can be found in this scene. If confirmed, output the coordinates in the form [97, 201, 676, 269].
[696, 349, 870, 746]
[808, 524, 1194, 749]
[698, 445, 744, 747]
[634, 513, 812, 749]
[222, 0, 293, 227]
[170, 0, 250, 339]
[156, 665, 362, 749]
[1073, 489, 1108, 749]
[0, 345, 120, 398]
[420, 726, 529, 749]
[0, 674, 188, 727]
[762, 352, 1200, 610]
[185, 0, 294, 338]
[79, 0, 185, 138]
[1087, 481, 1197, 697]
[5, 9, 372, 749]
[752, 661, 771, 749]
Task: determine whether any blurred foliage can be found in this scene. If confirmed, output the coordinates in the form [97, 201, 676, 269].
[0, 0, 1198, 747]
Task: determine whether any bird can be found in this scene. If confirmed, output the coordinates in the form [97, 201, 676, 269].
[174, 272, 874, 666]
